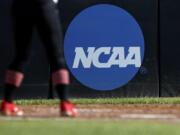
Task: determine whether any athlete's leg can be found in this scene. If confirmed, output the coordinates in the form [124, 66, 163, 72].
[1, 0, 34, 116]
[36, 0, 69, 100]
[35, 0, 77, 117]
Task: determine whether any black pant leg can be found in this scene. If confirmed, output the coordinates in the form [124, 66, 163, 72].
[9, 0, 34, 72]
[35, 0, 66, 72]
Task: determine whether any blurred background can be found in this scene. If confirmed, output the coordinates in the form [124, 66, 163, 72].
[0, 0, 179, 99]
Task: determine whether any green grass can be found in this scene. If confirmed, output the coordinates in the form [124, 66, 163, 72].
[14, 97, 180, 105]
[0, 119, 180, 135]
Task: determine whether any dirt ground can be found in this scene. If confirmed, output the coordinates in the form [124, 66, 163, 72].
[20, 104, 180, 121]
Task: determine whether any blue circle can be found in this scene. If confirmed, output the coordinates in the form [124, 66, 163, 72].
[64, 4, 145, 91]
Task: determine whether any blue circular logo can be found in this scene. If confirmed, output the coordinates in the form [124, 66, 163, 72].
[64, 4, 145, 91]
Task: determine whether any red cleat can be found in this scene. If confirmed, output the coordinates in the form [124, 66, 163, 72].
[0, 100, 24, 116]
[60, 100, 77, 117]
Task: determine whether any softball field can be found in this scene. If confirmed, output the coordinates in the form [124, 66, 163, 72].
[0, 98, 180, 135]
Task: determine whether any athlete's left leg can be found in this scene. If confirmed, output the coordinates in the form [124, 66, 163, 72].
[35, 0, 77, 117]
[0, 0, 34, 116]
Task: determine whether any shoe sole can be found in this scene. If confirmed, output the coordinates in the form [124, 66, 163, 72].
[61, 111, 77, 117]
[0, 110, 24, 117]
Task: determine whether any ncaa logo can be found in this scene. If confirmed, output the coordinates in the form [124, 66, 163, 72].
[64, 4, 145, 91]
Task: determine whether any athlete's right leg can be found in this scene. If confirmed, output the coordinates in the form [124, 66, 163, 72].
[35, 0, 77, 117]
[0, 0, 34, 116]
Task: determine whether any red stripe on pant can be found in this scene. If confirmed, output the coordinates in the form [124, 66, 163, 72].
[52, 69, 70, 85]
[5, 70, 24, 87]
